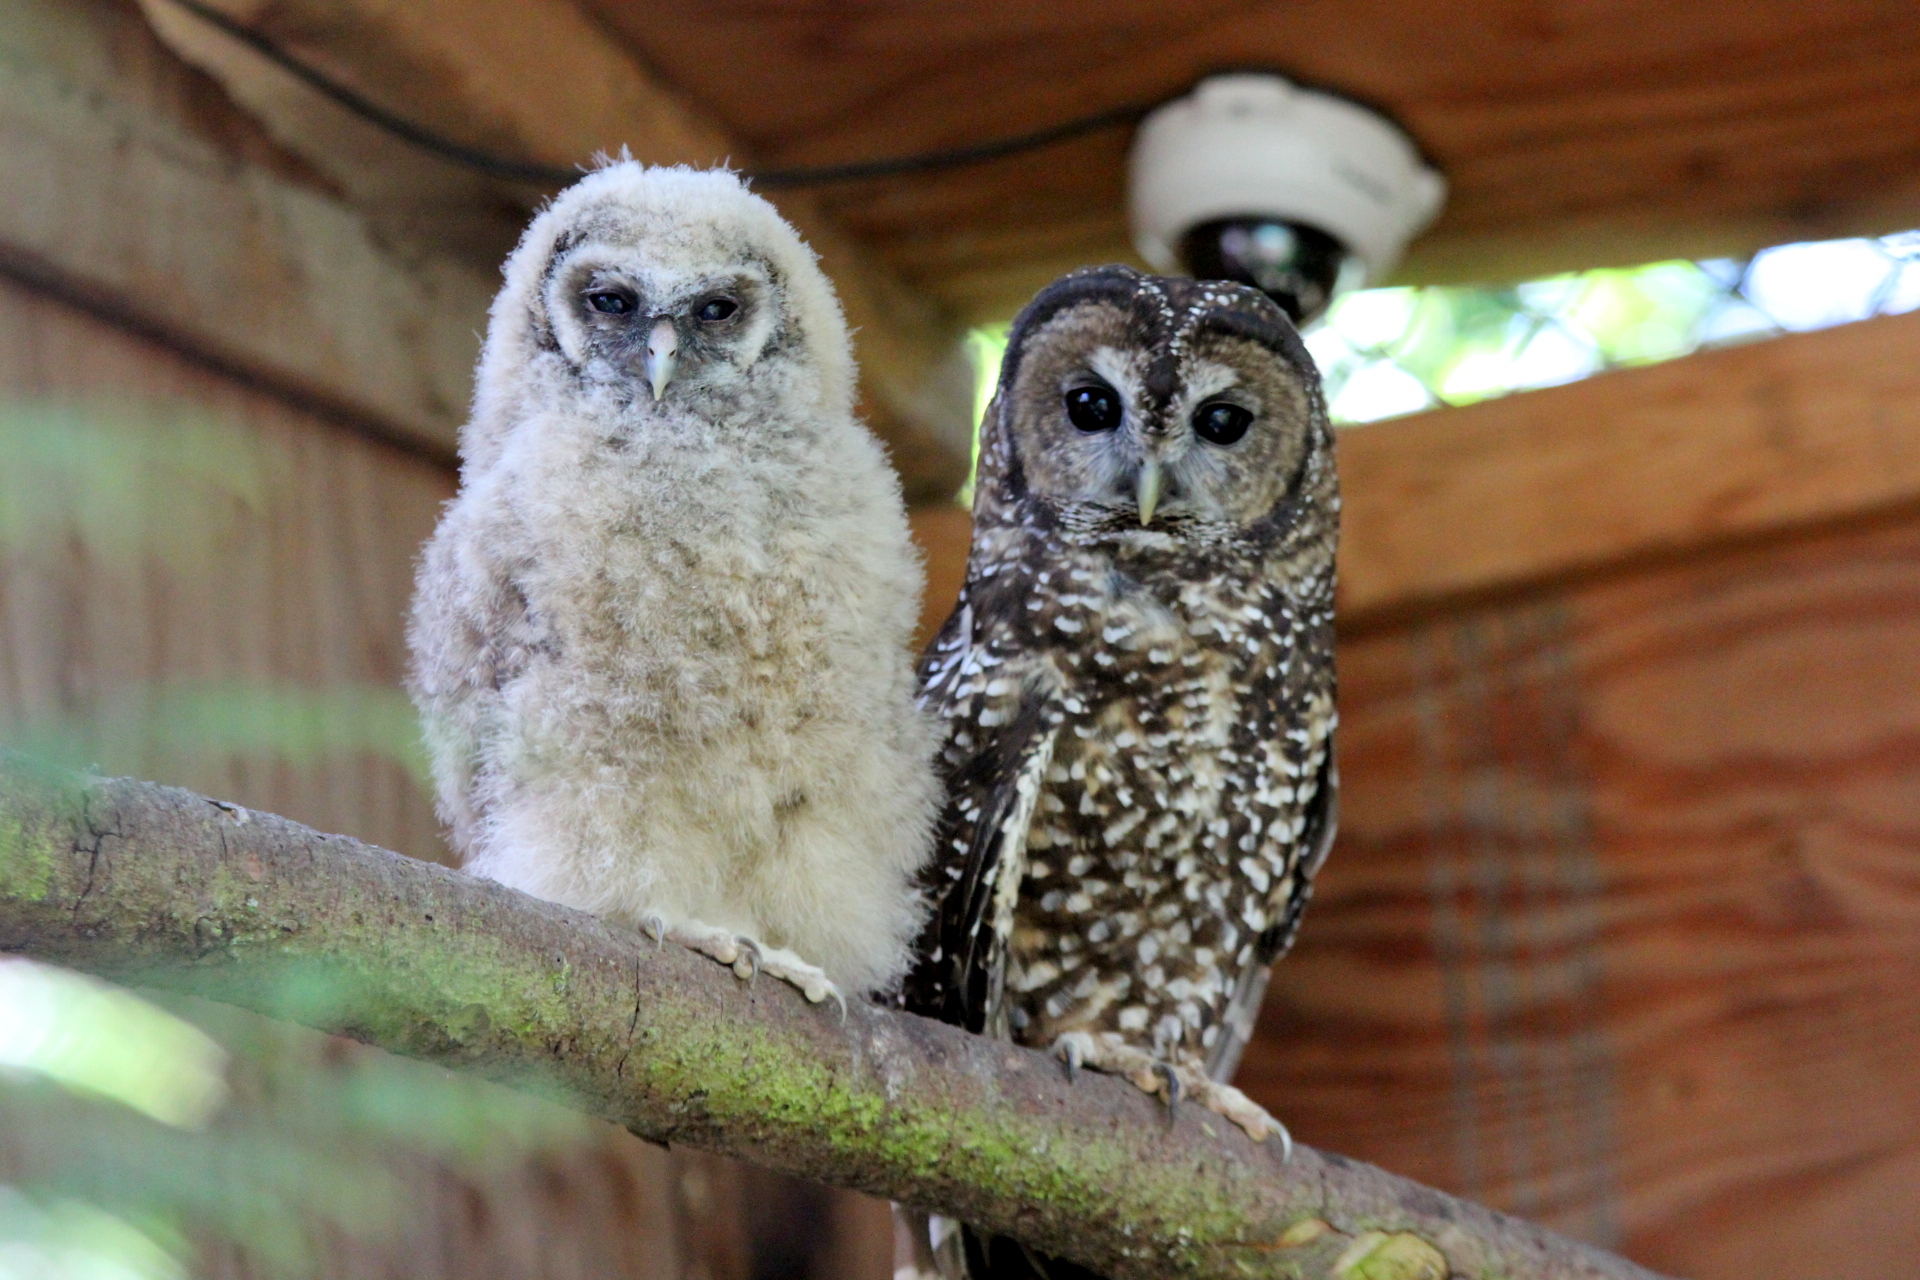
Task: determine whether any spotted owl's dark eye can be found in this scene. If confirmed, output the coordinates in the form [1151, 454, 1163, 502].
[586, 290, 635, 315]
[696, 298, 738, 322]
[1193, 401, 1253, 446]
[1064, 382, 1122, 433]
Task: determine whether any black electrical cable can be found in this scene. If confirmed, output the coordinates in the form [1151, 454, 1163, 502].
[160, 0, 580, 185]
[158, 0, 1161, 190]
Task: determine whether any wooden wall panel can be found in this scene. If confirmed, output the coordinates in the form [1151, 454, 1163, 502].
[1336, 308, 1920, 620]
[0, 273, 898, 1280]
[1242, 512, 1920, 1278]
[0, 271, 452, 864]
[583, 0, 1920, 320]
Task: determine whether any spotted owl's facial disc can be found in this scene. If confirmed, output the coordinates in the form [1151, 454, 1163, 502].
[1003, 294, 1319, 531]
[1004, 301, 1146, 512]
[543, 243, 780, 402]
[1163, 327, 1317, 526]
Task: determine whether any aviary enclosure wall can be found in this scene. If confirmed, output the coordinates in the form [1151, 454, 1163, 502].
[3, 1, 1918, 1277]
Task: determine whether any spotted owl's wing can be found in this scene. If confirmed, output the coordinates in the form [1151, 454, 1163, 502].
[903, 598, 1060, 1036]
[1206, 746, 1338, 1083]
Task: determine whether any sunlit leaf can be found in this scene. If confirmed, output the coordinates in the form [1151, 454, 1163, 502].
[0, 683, 428, 786]
[0, 1188, 185, 1280]
[0, 961, 226, 1128]
[0, 401, 285, 566]
[959, 325, 1010, 509]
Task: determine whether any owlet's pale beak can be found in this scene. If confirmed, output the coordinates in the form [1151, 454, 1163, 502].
[1135, 457, 1164, 526]
[645, 318, 679, 401]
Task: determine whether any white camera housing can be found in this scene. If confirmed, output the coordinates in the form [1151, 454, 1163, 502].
[1129, 74, 1446, 291]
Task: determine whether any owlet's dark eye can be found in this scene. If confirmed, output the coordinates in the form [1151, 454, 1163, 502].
[1193, 401, 1253, 446]
[697, 298, 738, 322]
[586, 290, 635, 315]
[1064, 382, 1122, 433]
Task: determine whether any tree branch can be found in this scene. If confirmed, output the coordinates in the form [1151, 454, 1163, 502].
[0, 755, 1663, 1280]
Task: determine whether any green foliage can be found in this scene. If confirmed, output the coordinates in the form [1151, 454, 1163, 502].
[0, 392, 462, 1273]
[0, 965, 597, 1278]
[1, 682, 428, 785]
[958, 324, 1010, 508]
[0, 399, 278, 566]
[0, 1186, 186, 1280]
[0, 960, 226, 1127]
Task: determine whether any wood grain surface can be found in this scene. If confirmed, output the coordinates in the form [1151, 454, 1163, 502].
[1243, 511, 1920, 1279]
[581, 0, 1920, 319]
[1337, 308, 1920, 621]
[0, 271, 896, 1280]
[0, 273, 452, 865]
[0, 0, 494, 458]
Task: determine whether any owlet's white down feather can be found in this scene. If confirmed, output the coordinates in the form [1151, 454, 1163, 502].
[407, 163, 940, 1005]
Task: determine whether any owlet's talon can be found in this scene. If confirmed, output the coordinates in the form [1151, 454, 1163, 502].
[642, 913, 667, 949]
[732, 937, 761, 982]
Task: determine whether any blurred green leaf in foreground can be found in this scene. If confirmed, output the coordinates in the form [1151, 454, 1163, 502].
[0, 402, 582, 1274]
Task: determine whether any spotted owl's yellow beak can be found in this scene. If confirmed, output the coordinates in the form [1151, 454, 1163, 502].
[1136, 457, 1163, 526]
[645, 318, 679, 401]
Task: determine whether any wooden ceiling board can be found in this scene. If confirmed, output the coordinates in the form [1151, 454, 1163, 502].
[580, 0, 1920, 321]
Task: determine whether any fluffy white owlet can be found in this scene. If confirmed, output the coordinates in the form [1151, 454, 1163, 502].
[900, 267, 1338, 1280]
[407, 163, 940, 1006]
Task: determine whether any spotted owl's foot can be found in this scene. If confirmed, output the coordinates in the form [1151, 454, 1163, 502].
[1049, 1031, 1291, 1152]
[659, 920, 844, 1015]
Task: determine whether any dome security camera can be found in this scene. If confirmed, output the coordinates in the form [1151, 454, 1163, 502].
[1129, 74, 1446, 325]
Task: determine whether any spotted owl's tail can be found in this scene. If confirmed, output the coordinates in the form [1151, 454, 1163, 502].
[956, 1225, 1108, 1280]
[894, 1206, 1110, 1280]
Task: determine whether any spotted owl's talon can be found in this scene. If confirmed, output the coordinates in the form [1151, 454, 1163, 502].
[1051, 1031, 1094, 1084]
[642, 914, 667, 949]
[1154, 1061, 1182, 1118]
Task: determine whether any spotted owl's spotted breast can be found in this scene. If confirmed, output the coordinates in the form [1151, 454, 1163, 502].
[918, 513, 1335, 1073]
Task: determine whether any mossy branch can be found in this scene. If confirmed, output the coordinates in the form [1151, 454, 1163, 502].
[0, 755, 1663, 1280]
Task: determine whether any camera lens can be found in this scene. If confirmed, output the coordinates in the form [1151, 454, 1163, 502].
[1177, 218, 1349, 325]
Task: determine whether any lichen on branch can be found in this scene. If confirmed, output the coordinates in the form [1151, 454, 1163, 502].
[0, 753, 1662, 1280]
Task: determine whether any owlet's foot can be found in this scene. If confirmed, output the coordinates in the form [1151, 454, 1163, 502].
[644, 915, 846, 1017]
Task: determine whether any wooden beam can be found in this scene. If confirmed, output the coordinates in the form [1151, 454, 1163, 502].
[135, 0, 976, 500]
[1336, 310, 1920, 623]
[575, 0, 1920, 322]
[0, 0, 496, 460]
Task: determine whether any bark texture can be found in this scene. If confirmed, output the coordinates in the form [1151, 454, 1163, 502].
[0, 755, 1666, 1280]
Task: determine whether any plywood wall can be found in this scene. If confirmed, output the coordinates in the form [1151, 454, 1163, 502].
[1240, 509, 1920, 1279]
[0, 273, 897, 1280]
[0, 272, 451, 863]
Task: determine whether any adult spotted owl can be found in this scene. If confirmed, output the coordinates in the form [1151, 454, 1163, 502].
[901, 265, 1339, 1278]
